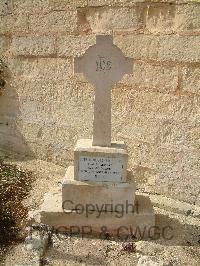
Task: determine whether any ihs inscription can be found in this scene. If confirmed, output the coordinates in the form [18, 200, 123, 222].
[96, 56, 112, 73]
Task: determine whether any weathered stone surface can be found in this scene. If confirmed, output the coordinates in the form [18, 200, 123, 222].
[16, 122, 41, 143]
[29, 11, 77, 33]
[146, 3, 200, 34]
[25, 141, 74, 165]
[50, 0, 87, 9]
[112, 88, 200, 123]
[132, 143, 200, 204]
[7, 58, 72, 80]
[0, 36, 9, 56]
[86, 7, 144, 34]
[113, 120, 200, 199]
[18, 95, 91, 127]
[114, 35, 159, 60]
[88, 0, 145, 6]
[146, 4, 175, 34]
[158, 36, 200, 62]
[62, 166, 136, 209]
[11, 36, 56, 56]
[57, 35, 96, 57]
[114, 113, 199, 150]
[121, 62, 178, 92]
[111, 85, 199, 204]
[88, 0, 200, 6]
[182, 66, 200, 95]
[4, 74, 93, 130]
[114, 35, 200, 62]
[8, 79, 92, 109]
[176, 4, 200, 32]
[0, 116, 17, 137]
[0, 0, 12, 15]
[13, 0, 50, 14]
[0, 14, 28, 34]
[40, 192, 155, 238]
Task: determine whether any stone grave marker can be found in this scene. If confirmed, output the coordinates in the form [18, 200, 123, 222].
[40, 35, 155, 238]
[74, 35, 132, 147]
[73, 36, 132, 182]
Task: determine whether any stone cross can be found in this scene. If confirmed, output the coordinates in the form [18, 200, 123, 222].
[74, 35, 133, 147]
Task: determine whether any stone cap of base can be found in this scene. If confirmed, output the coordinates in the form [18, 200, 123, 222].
[40, 192, 154, 216]
[74, 139, 127, 154]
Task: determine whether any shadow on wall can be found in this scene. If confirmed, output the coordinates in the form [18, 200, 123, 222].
[0, 59, 34, 159]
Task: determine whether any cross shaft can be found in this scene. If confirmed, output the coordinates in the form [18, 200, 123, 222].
[74, 35, 133, 147]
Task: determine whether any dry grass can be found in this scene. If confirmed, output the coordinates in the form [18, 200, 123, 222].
[0, 160, 34, 262]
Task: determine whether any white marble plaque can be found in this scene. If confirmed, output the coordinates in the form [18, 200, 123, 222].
[78, 156, 124, 182]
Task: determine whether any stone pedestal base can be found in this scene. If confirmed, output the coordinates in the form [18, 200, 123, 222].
[62, 166, 136, 210]
[39, 192, 155, 239]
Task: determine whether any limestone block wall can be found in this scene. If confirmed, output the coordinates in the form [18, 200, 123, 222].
[0, 0, 199, 205]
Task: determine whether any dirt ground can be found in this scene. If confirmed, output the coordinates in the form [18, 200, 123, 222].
[0, 153, 200, 266]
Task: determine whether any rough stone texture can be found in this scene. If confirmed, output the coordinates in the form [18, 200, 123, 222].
[9, 58, 73, 81]
[0, 0, 200, 206]
[121, 62, 178, 92]
[173, 4, 200, 32]
[146, 4, 176, 34]
[29, 11, 77, 34]
[13, 0, 50, 14]
[88, 0, 146, 6]
[11, 36, 56, 56]
[0, 0, 13, 16]
[86, 7, 144, 34]
[50, 0, 87, 9]
[146, 3, 200, 34]
[182, 66, 200, 95]
[88, 0, 200, 6]
[0, 36, 9, 56]
[114, 35, 200, 62]
[0, 14, 29, 34]
[57, 35, 96, 57]
[111, 87, 200, 204]
[112, 89, 200, 125]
